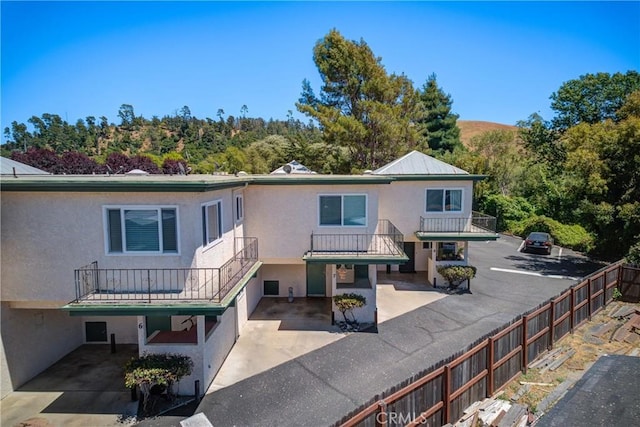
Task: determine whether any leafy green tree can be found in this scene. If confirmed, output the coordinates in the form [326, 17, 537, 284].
[480, 194, 537, 232]
[517, 113, 564, 170]
[418, 73, 462, 153]
[244, 135, 289, 173]
[118, 104, 135, 129]
[296, 29, 423, 170]
[467, 129, 524, 196]
[3, 121, 32, 153]
[550, 71, 640, 131]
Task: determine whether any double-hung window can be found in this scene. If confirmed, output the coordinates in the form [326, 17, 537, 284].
[105, 206, 178, 254]
[319, 195, 367, 226]
[202, 200, 223, 247]
[426, 189, 463, 213]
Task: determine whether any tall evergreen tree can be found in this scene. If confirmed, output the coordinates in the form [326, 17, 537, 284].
[296, 29, 423, 170]
[418, 74, 462, 153]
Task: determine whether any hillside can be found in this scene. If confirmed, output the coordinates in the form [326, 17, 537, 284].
[458, 120, 519, 147]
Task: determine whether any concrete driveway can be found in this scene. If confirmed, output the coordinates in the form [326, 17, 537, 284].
[158, 235, 604, 427]
[0, 344, 139, 427]
[209, 275, 446, 393]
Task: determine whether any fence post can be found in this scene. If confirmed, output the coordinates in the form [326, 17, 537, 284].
[587, 278, 593, 321]
[487, 337, 495, 397]
[522, 316, 529, 373]
[444, 364, 451, 424]
[570, 287, 575, 333]
[375, 400, 387, 427]
[548, 300, 555, 350]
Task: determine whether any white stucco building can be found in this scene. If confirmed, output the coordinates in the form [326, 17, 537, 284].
[0, 151, 497, 398]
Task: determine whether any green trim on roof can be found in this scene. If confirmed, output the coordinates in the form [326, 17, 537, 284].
[0, 172, 485, 193]
[248, 176, 394, 185]
[0, 178, 247, 193]
[63, 261, 262, 316]
[415, 231, 499, 241]
[302, 253, 409, 265]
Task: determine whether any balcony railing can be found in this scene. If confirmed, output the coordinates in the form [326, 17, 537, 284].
[73, 237, 258, 304]
[419, 211, 497, 234]
[307, 219, 404, 257]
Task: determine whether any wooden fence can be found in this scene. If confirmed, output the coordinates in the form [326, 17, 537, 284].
[336, 262, 636, 427]
[619, 265, 640, 303]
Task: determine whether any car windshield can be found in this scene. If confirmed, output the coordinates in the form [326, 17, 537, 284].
[528, 233, 549, 240]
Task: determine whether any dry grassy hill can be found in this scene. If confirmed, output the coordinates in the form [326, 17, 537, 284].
[458, 120, 519, 148]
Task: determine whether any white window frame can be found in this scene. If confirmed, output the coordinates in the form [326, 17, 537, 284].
[202, 200, 223, 248]
[103, 205, 180, 255]
[235, 195, 244, 223]
[425, 188, 464, 213]
[318, 194, 368, 227]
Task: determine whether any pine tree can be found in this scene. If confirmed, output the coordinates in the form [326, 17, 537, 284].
[418, 74, 462, 154]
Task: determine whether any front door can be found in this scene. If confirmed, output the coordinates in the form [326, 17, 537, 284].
[399, 242, 416, 273]
[307, 264, 326, 296]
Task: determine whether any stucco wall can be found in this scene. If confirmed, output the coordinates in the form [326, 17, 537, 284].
[260, 264, 306, 298]
[1, 188, 245, 303]
[80, 316, 138, 344]
[244, 184, 380, 261]
[202, 307, 237, 393]
[0, 304, 83, 397]
[234, 274, 261, 333]
[377, 180, 474, 238]
[331, 266, 377, 324]
[138, 315, 203, 396]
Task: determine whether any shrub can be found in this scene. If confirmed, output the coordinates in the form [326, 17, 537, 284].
[333, 293, 366, 324]
[512, 215, 595, 253]
[625, 241, 640, 266]
[124, 353, 193, 411]
[480, 194, 538, 232]
[436, 265, 477, 289]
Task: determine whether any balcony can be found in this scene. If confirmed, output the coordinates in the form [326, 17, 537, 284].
[303, 220, 408, 264]
[71, 237, 259, 305]
[416, 211, 498, 241]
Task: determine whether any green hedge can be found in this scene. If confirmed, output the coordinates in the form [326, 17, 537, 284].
[512, 215, 595, 253]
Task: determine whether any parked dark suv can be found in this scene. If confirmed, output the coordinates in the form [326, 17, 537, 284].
[524, 232, 554, 255]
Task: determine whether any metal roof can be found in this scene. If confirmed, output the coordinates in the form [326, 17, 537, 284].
[0, 157, 50, 176]
[373, 150, 469, 175]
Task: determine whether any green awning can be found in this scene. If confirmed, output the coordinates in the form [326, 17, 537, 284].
[302, 252, 409, 265]
[415, 231, 499, 241]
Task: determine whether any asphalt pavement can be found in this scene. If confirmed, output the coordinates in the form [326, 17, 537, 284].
[138, 235, 604, 427]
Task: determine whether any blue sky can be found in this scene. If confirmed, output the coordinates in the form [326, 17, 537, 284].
[2, 1, 639, 141]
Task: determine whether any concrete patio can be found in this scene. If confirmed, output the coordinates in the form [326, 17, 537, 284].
[209, 272, 445, 393]
[0, 344, 139, 427]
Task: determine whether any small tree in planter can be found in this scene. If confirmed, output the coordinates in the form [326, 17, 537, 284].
[124, 353, 193, 414]
[436, 265, 477, 293]
[333, 293, 366, 326]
